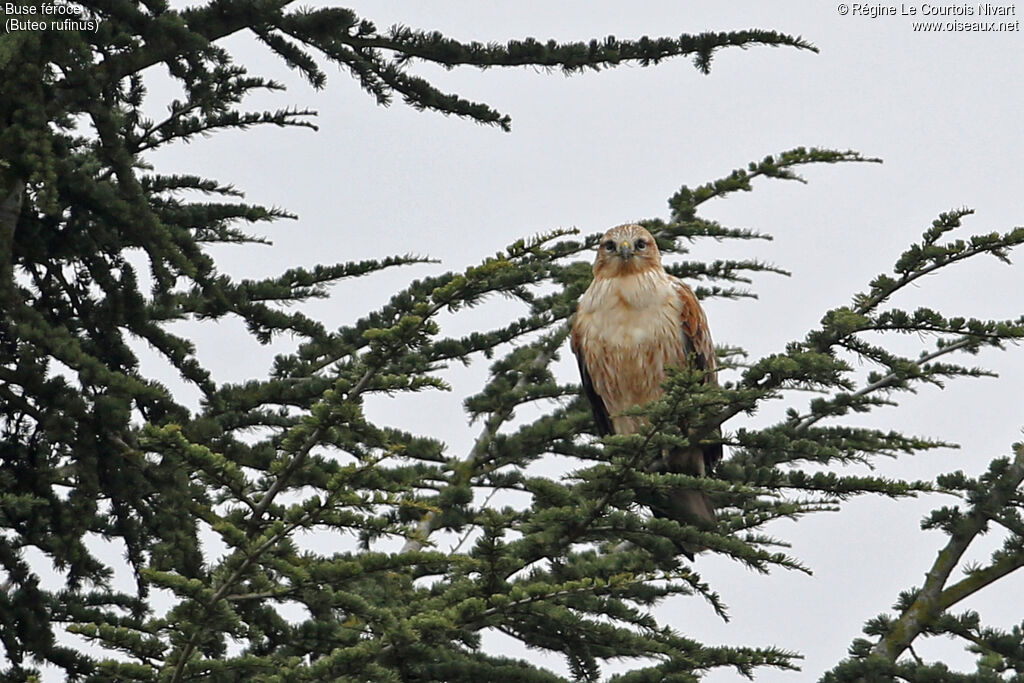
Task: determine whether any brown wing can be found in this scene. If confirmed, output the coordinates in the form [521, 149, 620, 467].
[673, 279, 716, 378]
[672, 278, 721, 473]
[569, 330, 614, 436]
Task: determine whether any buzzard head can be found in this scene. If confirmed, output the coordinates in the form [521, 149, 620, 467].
[592, 223, 662, 278]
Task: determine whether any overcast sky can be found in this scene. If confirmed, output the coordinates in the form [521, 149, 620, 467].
[140, 2, 1024, 680]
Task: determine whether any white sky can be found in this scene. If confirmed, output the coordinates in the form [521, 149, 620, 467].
[139, 2, 1024, 680]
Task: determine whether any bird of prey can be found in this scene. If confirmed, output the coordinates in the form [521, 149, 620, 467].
[570, 223, 720, 554]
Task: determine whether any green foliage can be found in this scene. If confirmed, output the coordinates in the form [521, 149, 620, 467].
[824, 444, 1024, 682]
[2, 2, 1023, 682]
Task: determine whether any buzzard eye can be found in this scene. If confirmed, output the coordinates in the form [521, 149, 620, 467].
[634, 239, 647, 250]
[602, 240, 616, 252]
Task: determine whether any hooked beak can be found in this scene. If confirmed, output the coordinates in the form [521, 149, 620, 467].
[617, 241, 633, 260]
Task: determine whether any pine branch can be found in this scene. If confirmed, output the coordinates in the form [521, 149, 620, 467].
[0, 179, 23, 288]
[870, 444, 1024, 663]
[56, 0, 296, 112]
[347, 27, 819, 73]
[165, 492, 333, 683]
[667, 148, 881, 222]
[792, 337, 976, 431]
[401, 328, 569, 553]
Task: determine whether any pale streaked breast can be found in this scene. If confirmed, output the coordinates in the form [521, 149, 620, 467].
[574, 272, 686, 433]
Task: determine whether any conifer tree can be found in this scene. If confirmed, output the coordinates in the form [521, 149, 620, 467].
[3, 2, 1024, 681]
